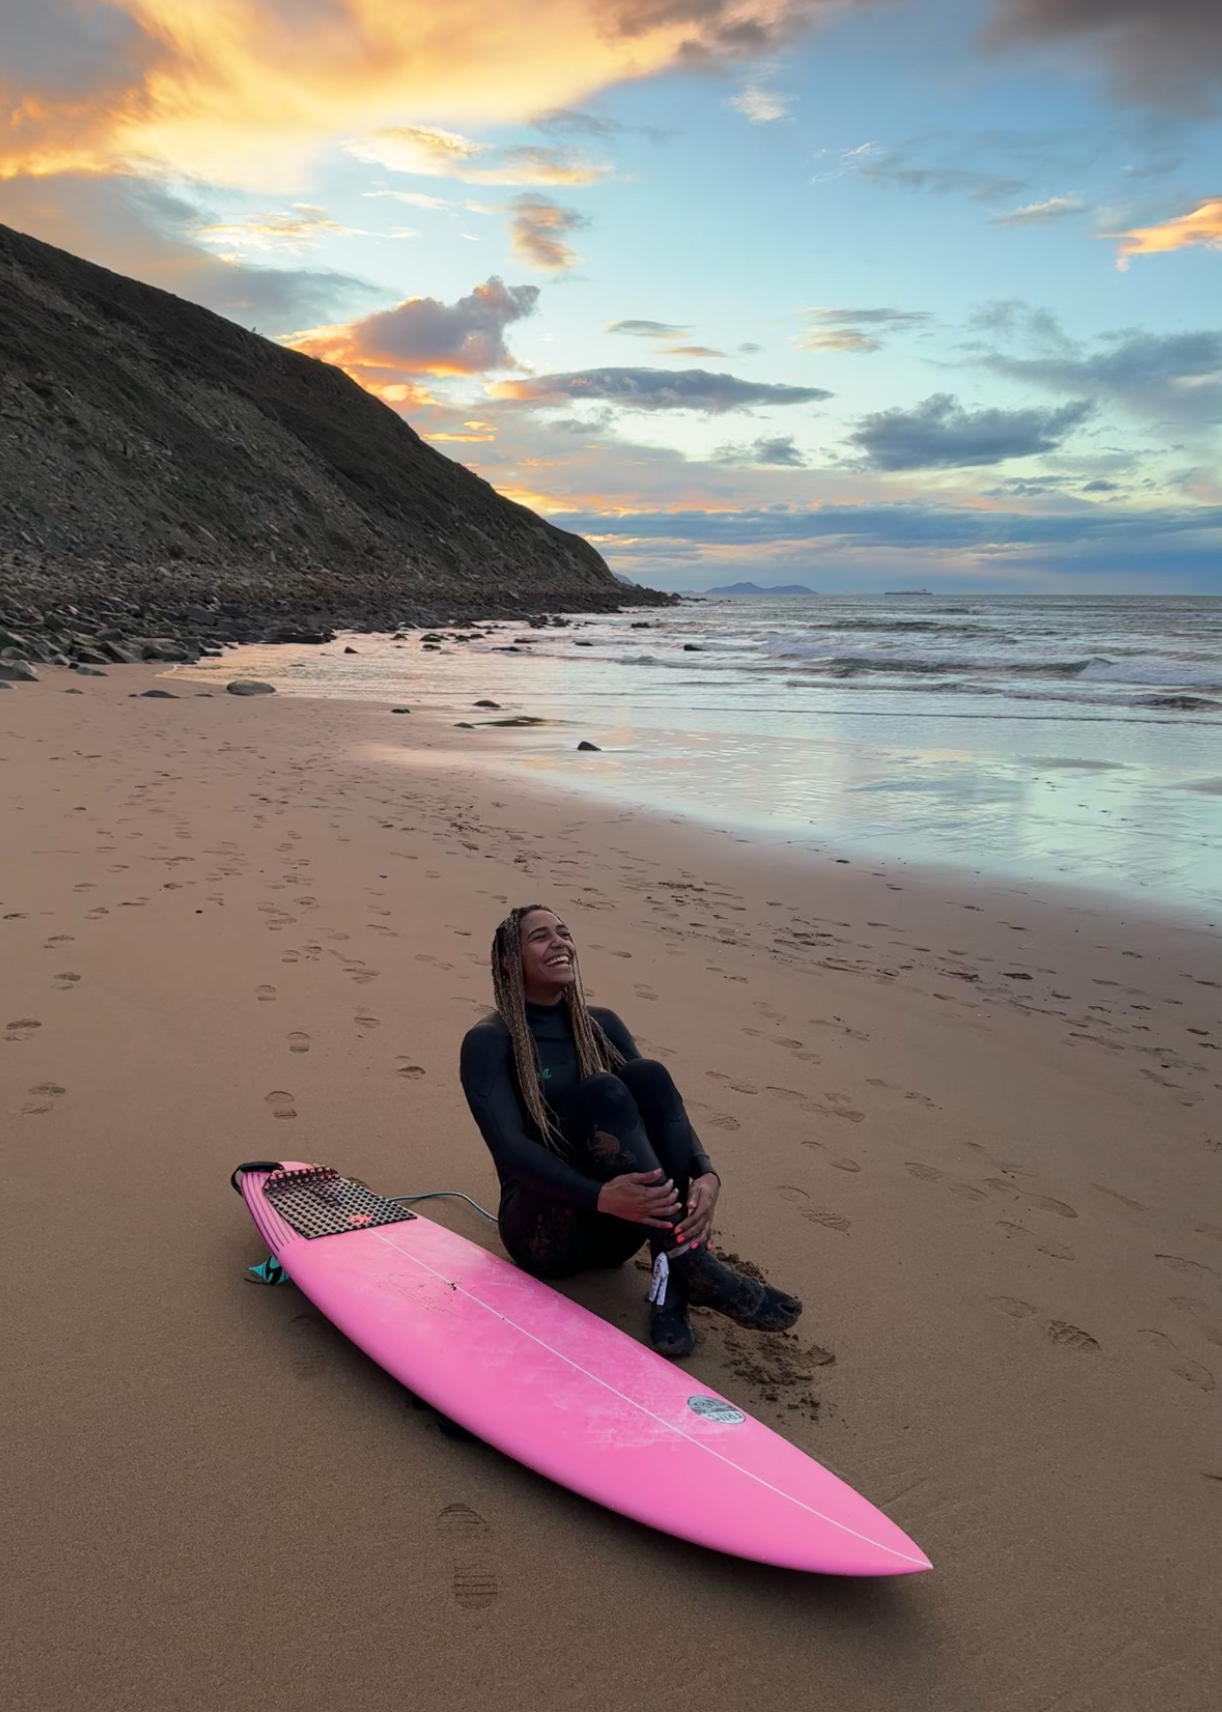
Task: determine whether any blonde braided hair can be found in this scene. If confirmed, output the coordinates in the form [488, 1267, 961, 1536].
[491, 904, 624, 1152]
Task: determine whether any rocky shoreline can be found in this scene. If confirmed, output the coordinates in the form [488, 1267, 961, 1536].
[0, 546, 673, 680]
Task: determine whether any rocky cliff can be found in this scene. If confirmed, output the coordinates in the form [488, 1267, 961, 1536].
[0, 220, 655, 653]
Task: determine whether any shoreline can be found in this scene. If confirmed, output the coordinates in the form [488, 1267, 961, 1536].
[4, 661, 1220, 1711]
[171, 644, 1222, 936]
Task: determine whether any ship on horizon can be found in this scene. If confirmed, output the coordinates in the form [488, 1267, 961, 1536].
[884, 588, 931, 596]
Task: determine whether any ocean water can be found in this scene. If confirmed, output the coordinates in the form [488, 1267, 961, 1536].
[187, 594, 1222, 917]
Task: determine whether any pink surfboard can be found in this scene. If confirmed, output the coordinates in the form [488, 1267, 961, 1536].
[234, 1162, 931, 1577]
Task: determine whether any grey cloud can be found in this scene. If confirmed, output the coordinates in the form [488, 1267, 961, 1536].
[850, 392, 1094, 469]
[986, 327, 1222, 426]
[533, 107, 675, 143]
[0, 0, 159, 99]
[664, 343, 728, 357]
[555, 500, 1222, 551]
[715, 434, 808, 466]
[499, 367, 832, 412]
[604, 0, 841, 62]
[990, 194, 1085, 224]
[608, 318, 691, 337]
[349, 277, 539, 373]
[984, 1, 1222, 113]
[0, 172, 375, 332]
[812, 307, 933, 327]
[507, 195, 587, 271]
[859, 152, 1027, 204]
[799, 305, 932, 353]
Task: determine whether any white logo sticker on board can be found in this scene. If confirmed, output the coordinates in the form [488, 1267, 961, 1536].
[687, 1396, 745, 1425]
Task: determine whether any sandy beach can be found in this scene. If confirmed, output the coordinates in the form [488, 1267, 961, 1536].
[3, 662, 1220, 1712]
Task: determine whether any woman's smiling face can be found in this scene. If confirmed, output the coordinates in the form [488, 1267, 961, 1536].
[518, 909, 577, 1002]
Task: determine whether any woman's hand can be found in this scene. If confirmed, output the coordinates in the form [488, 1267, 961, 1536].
[596, 1169, 682, 1229]
[674, 1173, 720, 1249]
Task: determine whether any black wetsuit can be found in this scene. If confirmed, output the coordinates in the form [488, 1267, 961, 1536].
[460, 1002, 716, 1278]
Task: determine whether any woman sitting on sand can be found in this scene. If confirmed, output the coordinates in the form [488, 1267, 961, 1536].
[460, 904, 802, 1358]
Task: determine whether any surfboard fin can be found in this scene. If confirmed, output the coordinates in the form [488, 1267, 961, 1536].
[245, 1256, 289, 1285]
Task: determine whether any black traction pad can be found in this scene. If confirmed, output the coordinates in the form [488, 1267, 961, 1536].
[262, 1166, 417, 1239]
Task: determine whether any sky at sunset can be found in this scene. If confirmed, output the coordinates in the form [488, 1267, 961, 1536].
[3, 1, 1221, 592]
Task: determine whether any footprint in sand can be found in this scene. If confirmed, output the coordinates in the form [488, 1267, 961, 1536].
[809, 1016, 870, 1042]
[53, 972, 81, 990]
[706, 1072, 759, 1094]
[21, 1081, 66, 1115]
[1169, 1299, 1222, 1349]
[634, 984, 659, 1001]
[281, 950, 300, 965]
[1138, 1329, 1217, 1390]
[265, 1090, 297, 1120]
[988, 1295, 1037, 1319]
[255, 985, 277, 1002]
[289, 1310, 332, 1377]
[1156, 1254, 1218, 1281]
[705, 1113, 741, 1131]
[395, 1059, 426, 1079]
[776, 1185, 851, 1234]
[984, 1180, 1077, 1219]
[354, 1012, 381, 1033]
[5, 1018, 42, 1043]
[907, 1161, 986, 1200]
[866, 1078, 939, 1110]
[754, 1003, 786, 1022]
[288, 1032, 311, 1054]
[823, 1092, 866, 1124]
[995, 1220, 1074, 1261]
[436, 1503, 500, 1610]
[1092, 1182, 1146, 1213]
[45, 934, 74, 947]
[84, 907, 109, 920]
[1046, 1320, 1100, 1354]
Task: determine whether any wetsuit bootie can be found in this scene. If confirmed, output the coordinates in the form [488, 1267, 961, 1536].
[674, 1248, 803, 1333]
[649, 1272, 696, 1358]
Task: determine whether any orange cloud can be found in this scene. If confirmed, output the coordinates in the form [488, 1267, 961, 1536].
[1113, 198, 1222, 268]
[287, 275, 539, 382]
[506, 195, 586, 270]
[0, 2, 838, 188]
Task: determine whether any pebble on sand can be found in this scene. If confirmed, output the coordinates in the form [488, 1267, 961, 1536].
[136, 689, 178, 698]
[391, 706, 412, 714]
[227, 680, 277, 696]
[577, 740, 602, 751]
[474, 700, 501, 708]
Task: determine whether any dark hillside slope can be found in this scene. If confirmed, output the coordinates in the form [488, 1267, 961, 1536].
[0, 221, 647, 635]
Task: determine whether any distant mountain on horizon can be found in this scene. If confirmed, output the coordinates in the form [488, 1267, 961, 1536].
[705, 581, 817, 596]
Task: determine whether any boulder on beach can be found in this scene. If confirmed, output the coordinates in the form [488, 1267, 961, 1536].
[474, 699, 501, 708]
[138, 688, 178, 698]
[577, 740, 601, 751]
[390, 705, 412, 714]
[226, 679, 277, 696]
[344, 646, 358, 654]
[0, 660, 38, 681]
[76, 665, 107, 676]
